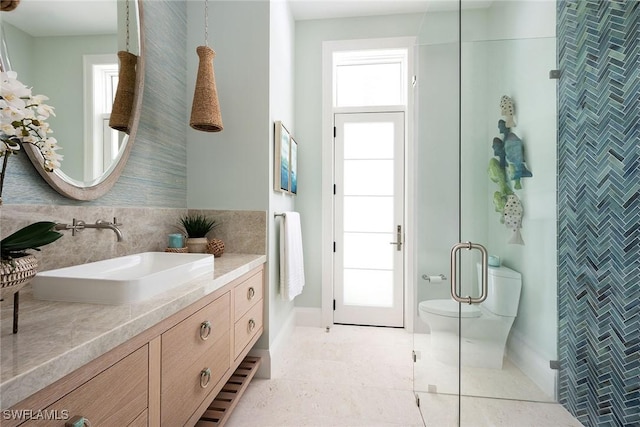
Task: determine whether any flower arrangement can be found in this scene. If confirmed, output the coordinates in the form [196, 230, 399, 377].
[0, 72, 64, 268]
[0, 71, 63, 202]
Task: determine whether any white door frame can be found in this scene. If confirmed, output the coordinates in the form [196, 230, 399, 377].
[321, 37, 416, 331]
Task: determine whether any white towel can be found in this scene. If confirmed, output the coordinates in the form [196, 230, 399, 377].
[279, 212, 305, 301]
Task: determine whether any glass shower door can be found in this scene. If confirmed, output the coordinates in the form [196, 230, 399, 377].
[457, 30, 559, 404]
[413, 1, 560, 425]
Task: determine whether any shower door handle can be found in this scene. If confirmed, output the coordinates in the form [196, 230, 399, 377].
[450, 241, 488, 305]
[389, 225, 402, 251]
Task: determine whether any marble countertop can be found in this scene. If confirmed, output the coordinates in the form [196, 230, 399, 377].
[0, 253, 266, 409]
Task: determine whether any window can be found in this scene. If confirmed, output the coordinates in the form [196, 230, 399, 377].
[83, 54, 119, 180]
[334, 49, 408, 107]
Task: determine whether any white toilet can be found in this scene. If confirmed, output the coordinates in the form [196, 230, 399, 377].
[418, 264, 522, 369]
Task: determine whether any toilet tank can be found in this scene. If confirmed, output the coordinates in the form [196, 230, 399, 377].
[476, 263, 522, 317]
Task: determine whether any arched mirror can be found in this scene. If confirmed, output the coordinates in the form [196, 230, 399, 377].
[0, 0, 144, 200]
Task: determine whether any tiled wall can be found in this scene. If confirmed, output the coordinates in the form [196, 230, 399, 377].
[187, 209, 266, 255]
[0, 206, 266, 271]
[1, 205, 186, 270]
[1, 0, 188, 207]
[557, 1, 640, 426]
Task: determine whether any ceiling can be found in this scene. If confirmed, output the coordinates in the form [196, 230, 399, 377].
[289, 0, 492, 21]
[289, 0, 432, 20]
[0, 0, 493, 38]
[1, 0, 116, 37]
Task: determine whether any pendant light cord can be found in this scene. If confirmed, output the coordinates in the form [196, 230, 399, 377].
[125, 0, 130, 52]
[204, 0, 209, 47]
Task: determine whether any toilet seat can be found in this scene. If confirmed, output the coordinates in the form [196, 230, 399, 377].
[420, 299, 481, 318]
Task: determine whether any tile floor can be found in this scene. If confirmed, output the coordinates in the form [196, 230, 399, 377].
[413, 333, 554, 401]
[226, 325, 583, 427]
[418, 393, 585, 427]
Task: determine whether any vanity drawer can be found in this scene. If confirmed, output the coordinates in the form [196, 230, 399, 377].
[162, 292, 230, 373]
[161, 331, 230, 426]
[234, 301, 263, 358]
[233, 269, 263, 320]
[22, 345, 148, 427]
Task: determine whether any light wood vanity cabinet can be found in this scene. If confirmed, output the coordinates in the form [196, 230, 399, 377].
[10, 265, 264, 427]
[21, 345, 149, 427]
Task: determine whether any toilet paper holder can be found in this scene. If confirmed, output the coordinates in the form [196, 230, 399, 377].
[422, 274, 447, 282]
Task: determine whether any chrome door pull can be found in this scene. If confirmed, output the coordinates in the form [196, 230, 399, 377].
[450, 241, 488, 305]
[389, 225, 403, 251]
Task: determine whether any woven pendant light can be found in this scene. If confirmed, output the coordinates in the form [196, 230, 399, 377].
[190, 46, 223, 132]
[190, 0, 223, 132]
[109, 0, 137, 134]
[0, 0, 20, 11]
[109, 51, 137, 133]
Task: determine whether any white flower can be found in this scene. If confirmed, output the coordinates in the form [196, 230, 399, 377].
[31, 94, 49, 104]
[35, 103, 55, 119]
[0, 71, 62, 197]
[1, 71, 31, 100]
[2, 103, 27, 122]
[41, 137, 63, 171]
[0, 123, 16, 137]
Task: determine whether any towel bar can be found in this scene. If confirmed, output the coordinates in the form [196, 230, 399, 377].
[274, 213, 286, 218]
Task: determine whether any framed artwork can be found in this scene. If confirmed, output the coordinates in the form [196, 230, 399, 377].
[274, 121, 290, 193]
[274, 121, 299, 195]
[289, 137, 298, 195]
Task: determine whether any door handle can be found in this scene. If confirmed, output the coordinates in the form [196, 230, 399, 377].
[449, 241, 488, 304]
[389, 225, 402, 251]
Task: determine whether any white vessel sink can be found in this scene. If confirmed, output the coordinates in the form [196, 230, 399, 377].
[32, 252, 214, 304]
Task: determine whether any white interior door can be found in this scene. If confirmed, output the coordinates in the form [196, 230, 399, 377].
[333, 112, 405, 327]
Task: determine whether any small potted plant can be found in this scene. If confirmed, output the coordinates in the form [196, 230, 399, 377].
[179, 213, 217, 253]
[1, 221, 63, 290]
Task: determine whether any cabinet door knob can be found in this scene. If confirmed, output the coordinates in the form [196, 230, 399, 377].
[65, 416, 89, 427]
[247, 286, 256, 300]
[200, 367, 211, 388]
[248, 318, 256, 333]
[200, 320, 212, 340]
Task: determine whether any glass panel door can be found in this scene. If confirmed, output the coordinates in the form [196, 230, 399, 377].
[458, 31, 558, 404]
[413, 1, 560, 425]
[334, 112, 405, 327]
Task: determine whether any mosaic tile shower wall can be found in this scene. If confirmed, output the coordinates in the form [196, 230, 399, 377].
[557, 1, 640, 426]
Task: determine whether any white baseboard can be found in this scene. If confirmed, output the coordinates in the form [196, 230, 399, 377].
[506, 329, 556, 399]
[250, 306, 297, 379]
[295, 306, 323, 327]
[248, 347, 271, 379]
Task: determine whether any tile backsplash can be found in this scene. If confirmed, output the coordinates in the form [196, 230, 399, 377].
[1, 205, 266, 272]
[188, 209, 266, 255]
